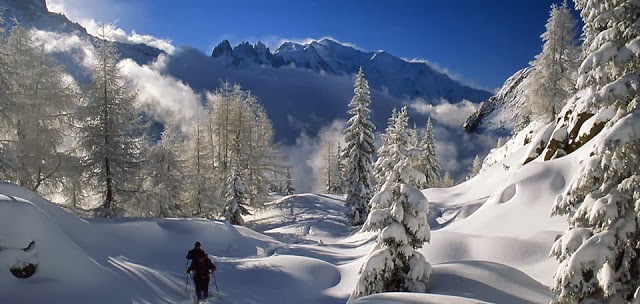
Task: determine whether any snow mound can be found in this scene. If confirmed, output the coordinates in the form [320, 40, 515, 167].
[352, 293, 491, 304]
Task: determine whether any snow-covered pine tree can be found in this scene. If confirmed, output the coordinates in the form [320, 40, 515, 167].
[77, 27, 148, 217]
[373, 109, 399, 190]
[223, 163, 250, 226]
[466, 155, 482, 180]
[526, 1, 579, 121]
[343, 67, 377, 225]
[415, 118, 441, 188]
[285, 166, 295, 195]
[549, 1, 640, 303]
[350, 107, 431, 301]
[142, 125, 186, 217]
[408, 123, 420, 148]
[373, 107, 423, 189]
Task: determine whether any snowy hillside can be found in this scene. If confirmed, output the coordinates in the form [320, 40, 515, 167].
[0, 131, 582, 303]
[463, 67, 533, 135]
[211, 38, 492, 103]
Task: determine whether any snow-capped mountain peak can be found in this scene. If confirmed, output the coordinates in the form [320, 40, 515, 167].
[212, 38, 492, 103]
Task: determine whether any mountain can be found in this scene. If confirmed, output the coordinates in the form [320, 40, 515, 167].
[210, 38, 492, 103]
[463, 67, 533, 135]
[0, 0, 163, 66]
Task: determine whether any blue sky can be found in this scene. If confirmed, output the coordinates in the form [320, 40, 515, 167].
[49, 0, 582, 91]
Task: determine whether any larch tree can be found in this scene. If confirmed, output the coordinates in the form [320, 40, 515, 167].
[350, 106, 432, 300]
[1, 26, 74, 192]
[344, 67, 376, 225]
[182, 113, 218, 217]
[142, 125, 186, 217]
[550, 1, 640, 303]
[439, 171, 455, 188]
[526, 1, 580, 121]
[77, 28, 148, 217]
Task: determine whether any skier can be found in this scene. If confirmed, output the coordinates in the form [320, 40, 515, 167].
[186, 241, 205, 260]
[187, 251, 217, 301]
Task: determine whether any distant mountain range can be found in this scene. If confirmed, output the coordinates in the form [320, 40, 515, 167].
[0, 0, 506, 186]
[210, 39, 491, 103]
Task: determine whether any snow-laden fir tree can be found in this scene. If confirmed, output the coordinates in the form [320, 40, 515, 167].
[549, 1, 640, 303]
[77, 27, 148, 217]
[373, 109, 399, 190]
[223, 163, 250, 226]
[142, 125, 185, 217]
[415, 118, 441, 188]
[373, 107, 423, 189]
[343, 67, 377, 225]
[466, 155, 482, 180]
[526, 1, 579, 121]
[350, 108, 431, 301]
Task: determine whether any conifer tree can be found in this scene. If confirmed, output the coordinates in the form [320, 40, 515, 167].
[285, 166, 295, 195]
[351, 107, 431, 300]
[343, 67, 376, 225]
[223, 163, 250, 225]
[77, 27, 148, 217]
[550, 1, 640, 303]
[466, 155, 482, 180]
[415, 118, 441, 188]
[526, 1, 579, 121]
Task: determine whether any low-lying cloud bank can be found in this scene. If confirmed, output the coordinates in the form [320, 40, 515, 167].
[31, 29, 498, 192]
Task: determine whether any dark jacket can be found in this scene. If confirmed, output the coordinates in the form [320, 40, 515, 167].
[186, 248, 205, 260]
[188, 257, 216, 279]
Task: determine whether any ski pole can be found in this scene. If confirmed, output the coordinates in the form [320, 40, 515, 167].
[212, 272, 220, 292]
[185, 260, 189, 291]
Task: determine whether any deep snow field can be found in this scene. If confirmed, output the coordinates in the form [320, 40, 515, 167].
[0, 139, 580, 304]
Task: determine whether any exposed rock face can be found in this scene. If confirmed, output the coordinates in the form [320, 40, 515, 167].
[463, 67, 533, 135]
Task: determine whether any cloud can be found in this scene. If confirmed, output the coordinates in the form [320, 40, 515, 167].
[30, 27, 499, 191]
[410, 99, 480, 128]
[120, 55, 203, 132]
[46, 0, 175, 53]
[283, 119, 347, 193]
[31, 29, 201, 133]
[30, 29, 96, 68]
[79, 19, 175, 53]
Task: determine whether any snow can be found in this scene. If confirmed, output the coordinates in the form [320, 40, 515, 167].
[0, 125, 583, 304]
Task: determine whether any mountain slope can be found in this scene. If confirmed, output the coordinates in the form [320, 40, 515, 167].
[211, 38, 492, 103]
[463, 67, 533, 135]
[0, 0, 163, 66]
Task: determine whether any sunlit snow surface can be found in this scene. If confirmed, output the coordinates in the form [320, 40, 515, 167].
[0, 137, 580, 303]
